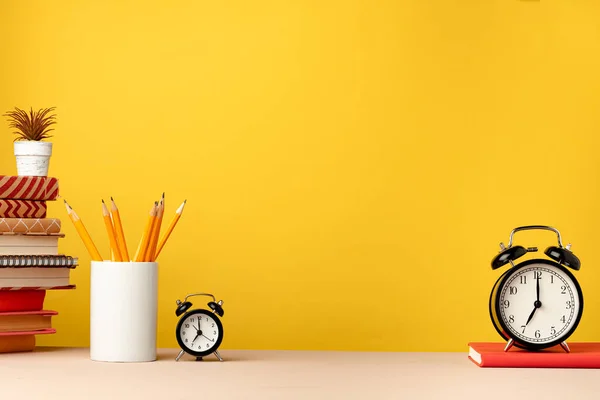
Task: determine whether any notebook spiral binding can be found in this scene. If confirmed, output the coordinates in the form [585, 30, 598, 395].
[0, 255, 78, 268]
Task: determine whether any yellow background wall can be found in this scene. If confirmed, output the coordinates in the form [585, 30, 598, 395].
[1, 1, 600, 352]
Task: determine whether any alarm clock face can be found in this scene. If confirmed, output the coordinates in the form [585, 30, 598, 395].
[176, 309, 224, 357]
[490, 259, 583, 350]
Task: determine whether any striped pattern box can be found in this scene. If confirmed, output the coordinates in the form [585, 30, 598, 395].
[0, 176, 59, 201]
[0, 200, 46, 218]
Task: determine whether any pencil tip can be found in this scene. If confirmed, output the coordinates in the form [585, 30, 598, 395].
[111, 196, 114, 201]
[101, 199, 105, 203]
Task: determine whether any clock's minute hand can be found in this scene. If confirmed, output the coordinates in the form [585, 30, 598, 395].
[526, 274, 543, 326]
[536, 271, 540, 302]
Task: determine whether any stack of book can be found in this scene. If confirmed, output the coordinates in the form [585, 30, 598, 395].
[0, 175, 77, 353]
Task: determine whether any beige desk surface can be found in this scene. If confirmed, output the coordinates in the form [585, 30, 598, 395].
[1, 347, 599, 399]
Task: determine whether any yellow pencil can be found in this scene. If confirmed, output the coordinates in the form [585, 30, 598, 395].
[102, 200, 122, 262]
[154, 199, 186, 260]
[145, 193, 164, 261]
[134, 201, 158, 262]
[64, 200, 103, 261]
[110, 197, 130, 261]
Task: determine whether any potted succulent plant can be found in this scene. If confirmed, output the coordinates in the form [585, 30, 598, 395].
[3, 106, 56, 176]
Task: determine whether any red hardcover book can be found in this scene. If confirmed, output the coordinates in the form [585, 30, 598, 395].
[468, 342, 600, 368]
[0, 175, 59, 201]
[0, 200, 46, 218]
[0, 290, 46, 312]
[0, 328, 56, 336]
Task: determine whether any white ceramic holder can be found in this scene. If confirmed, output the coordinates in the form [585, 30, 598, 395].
[90, 261, 158, 362]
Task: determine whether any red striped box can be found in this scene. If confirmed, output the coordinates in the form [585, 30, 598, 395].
[0, 176, 59, 201]
[0, 200, 46, 218]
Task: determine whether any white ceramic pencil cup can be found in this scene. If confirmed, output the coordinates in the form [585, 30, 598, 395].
[90, 261, 158, 362]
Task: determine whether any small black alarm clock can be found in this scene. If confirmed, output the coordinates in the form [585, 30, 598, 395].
[174, 292, 225, 361]
[489, 225, 583, 353]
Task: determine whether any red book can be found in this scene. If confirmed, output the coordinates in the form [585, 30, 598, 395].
[468, 342, 600, 368]
[0, 200, 46, 218]
[0, 328, 55, 336]
[0, 175, 59, 201]
[0, 290, 46, 312]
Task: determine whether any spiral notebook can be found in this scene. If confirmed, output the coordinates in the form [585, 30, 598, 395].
[0, 255, 77, 288]
[0, 255, 78, 267]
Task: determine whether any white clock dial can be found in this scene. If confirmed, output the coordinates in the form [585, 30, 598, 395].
[179, 312, 221, 352]
[498, 262, 582, 345]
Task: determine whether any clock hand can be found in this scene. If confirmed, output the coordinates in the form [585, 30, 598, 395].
[525, 277, 543, 327]
[191, 331, 201, 344]
[191, 326, 201, 345]
[525, 307, 537, 326]
[191, 333, 200, 345]
[202, 334, 215, 342]
[197, 318, 201, 332]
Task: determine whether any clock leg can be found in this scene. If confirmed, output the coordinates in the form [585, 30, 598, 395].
[560, 341, 571, 353]
[214, 350, 223, 361]
[504, 339, 514, 352]
[176, 350, 185, 361]
[196, 356, 203, 361]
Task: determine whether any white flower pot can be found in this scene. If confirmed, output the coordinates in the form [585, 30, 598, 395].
[13, 141, 53, 176]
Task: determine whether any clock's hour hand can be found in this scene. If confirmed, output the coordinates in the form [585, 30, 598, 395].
[191, 332, 201, 345]
[525, 307, 537, 326]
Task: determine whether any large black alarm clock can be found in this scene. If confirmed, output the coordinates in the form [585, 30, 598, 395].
[489, 225, 583, 353]
[174, 292, 225, 361]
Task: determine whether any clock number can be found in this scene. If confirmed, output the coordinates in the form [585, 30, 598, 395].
[212, 323, 215, 328]
[509, 286, 517, 295]
[521, 325, 526, 333]
[190, 318, 195, 322]
[560, 315, 566, 323]
[214, 330, 217, 334]
[520, 276, 527, 284]
[508, 315, 515, 323]
[503, 300, 510, 308]
[561, 286, 567, 294]
[185, 338, 188, 343]
[206, 343, 210, 348]
[551, 326, 556, 335]
[535, 330, 541, 338]
[566, 301, 573, 309]
[534, 271, 542, 279]
[185, 324, 190, 328]
[182, 331, 186, 336]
